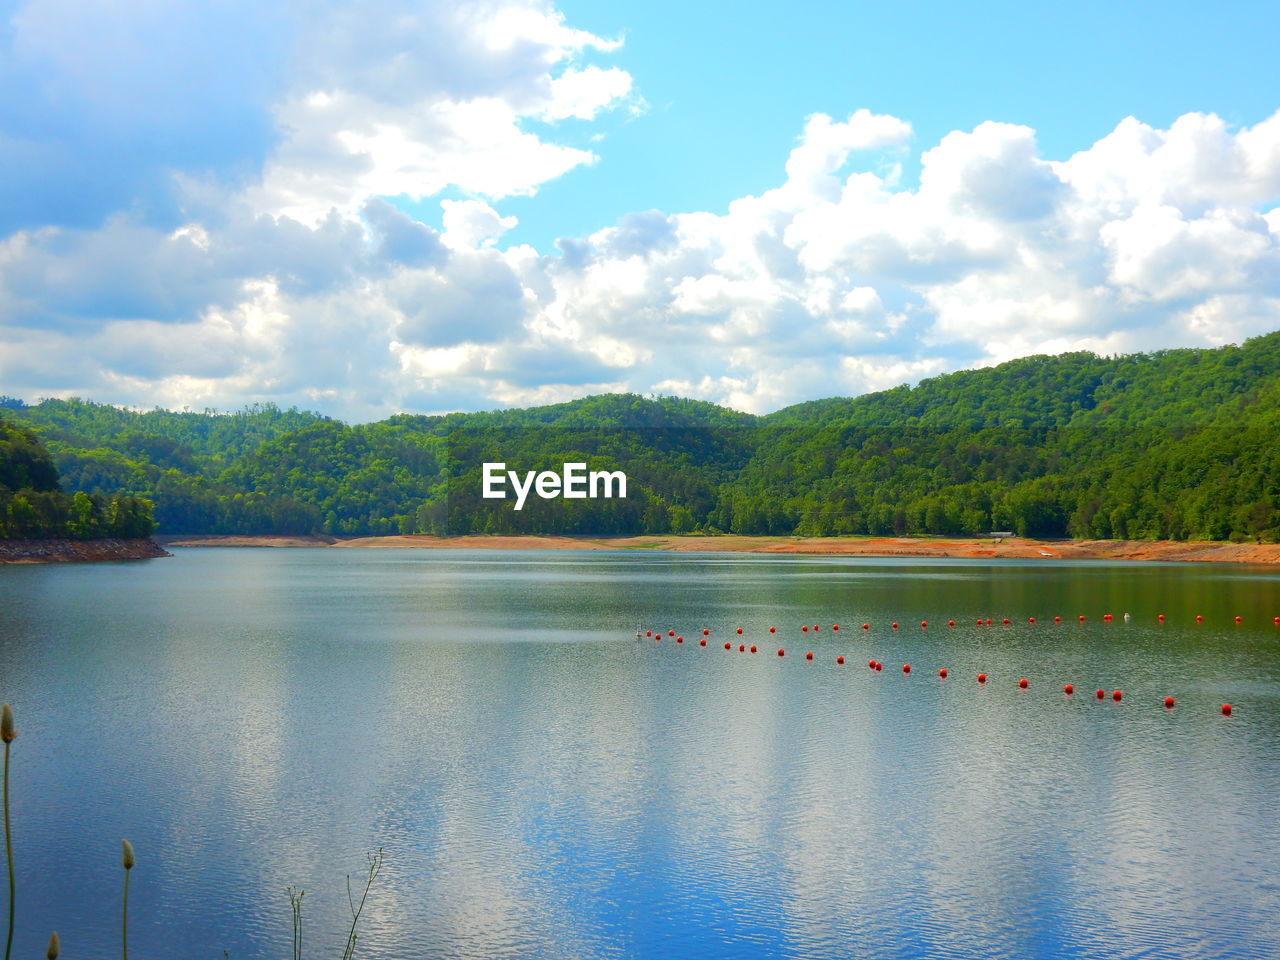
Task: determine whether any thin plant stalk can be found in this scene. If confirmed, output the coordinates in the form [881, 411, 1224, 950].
[2, 703, 16, 960]
[121, 840, 134, 960]
[287, 887, 304, 960]
[340, 848, 384, 960]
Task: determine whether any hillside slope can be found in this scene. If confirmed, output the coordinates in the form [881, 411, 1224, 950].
[6, 330, 1280, 541]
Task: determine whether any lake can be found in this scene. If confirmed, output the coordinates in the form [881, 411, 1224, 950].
[1, 548, 1278, 959]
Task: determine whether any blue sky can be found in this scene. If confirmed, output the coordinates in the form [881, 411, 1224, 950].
[1, 0, 1278, 419]
[439, 0, 1280, 249]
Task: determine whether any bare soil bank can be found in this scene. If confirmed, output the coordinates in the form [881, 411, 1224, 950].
[156, 534, 339, 548]
[158, 534, 1280, 564]
[0, 538, 172, 564]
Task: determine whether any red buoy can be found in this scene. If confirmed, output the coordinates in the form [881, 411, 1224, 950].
[1157, 614, 1165, 622]
[868, 660, 876, 669]
[1234, 616, 1242, 623]
[700, 638, 706, 646]
[862, 623, 870, 630]
[1002, 618, 1010, 625]
[805, 651, 813, 660]
[813, 625, 820, 631]
[750, 645, 757, 653]
[939, 668, 948, 679]
[948, 620, 956, 627]
[646, 631, 652, 637]
[769, 626, 776, 633]
[985, 619, 993, 625]
[902, 664, 911, 674]
[738, 644, 745, 652]
[875, 662, 882, 671]
[976, 619, 984, 626]
[892, 622, 899, 629]
[802, 626, 809, 632]
[1029, 617, 1036, 623]
[777, 648, 785, 657]
[836, 655, 845, 664]
[1112, 690, 1123, 702]
[736, 627, 743, 635]
[1196, 614, 1203, 622]
[1222, 703, 1233, 716]
[832, 624, 840, 631]
[703, 628, 710, 635]
[1064, 684, 1074, 695]
[1163, 696, 1175, 708]
[1054, 616, 1062, 623]
[1018, 678, 1029, 688]
[724, 642, 731, 649]
[977, 673, 987, 684]
[676, 636, 683, 643]
[921, 621, 928, 628]
[1274, 617, 1279, 625]
[1096, 689, 1105, 700]
[1079, 615, 1086, 622]
[668, 630, 675, 636]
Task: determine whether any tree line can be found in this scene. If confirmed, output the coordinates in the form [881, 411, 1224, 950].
[4, 329, 1280, 542]
[0, 416, 156, 539]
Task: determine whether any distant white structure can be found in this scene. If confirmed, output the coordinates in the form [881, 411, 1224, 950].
[984, 531, 1014, 539]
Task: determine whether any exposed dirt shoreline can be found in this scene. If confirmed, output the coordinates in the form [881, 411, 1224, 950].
[155, 533, 1280, 564]
[0, 538, 172, 564]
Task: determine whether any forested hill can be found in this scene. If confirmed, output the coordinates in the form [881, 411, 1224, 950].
[5, 330, 1280, 541]
[0, 416, 156, 539]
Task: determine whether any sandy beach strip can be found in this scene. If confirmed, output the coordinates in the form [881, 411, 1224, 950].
[153, 533, 1280, 564]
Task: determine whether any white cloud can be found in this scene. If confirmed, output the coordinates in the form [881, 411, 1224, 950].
[441, 199, 519, 250]
[242, 0, 631, 223]
[3, 0, 1279, 421]
[542, 66, 634, 121]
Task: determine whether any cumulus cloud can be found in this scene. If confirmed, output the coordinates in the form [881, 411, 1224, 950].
[2, 0, 1279, 419]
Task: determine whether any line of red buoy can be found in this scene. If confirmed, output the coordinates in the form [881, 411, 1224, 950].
[651, 618, 1253, 717]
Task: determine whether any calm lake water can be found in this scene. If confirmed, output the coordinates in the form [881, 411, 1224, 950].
[1, 548, 1279, 959]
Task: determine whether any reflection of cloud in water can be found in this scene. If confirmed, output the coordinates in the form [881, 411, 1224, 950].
[7, 549, 1279, 957]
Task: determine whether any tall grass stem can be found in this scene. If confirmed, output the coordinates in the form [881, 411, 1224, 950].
[3, 703, 16, 960]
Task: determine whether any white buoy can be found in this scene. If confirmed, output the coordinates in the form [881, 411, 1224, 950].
[1123, 612, 1131, 621]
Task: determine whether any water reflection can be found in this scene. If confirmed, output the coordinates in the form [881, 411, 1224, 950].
[0, 549, 1277, 958]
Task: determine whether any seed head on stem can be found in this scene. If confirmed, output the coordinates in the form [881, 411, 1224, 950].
[46, 931, 60, 959]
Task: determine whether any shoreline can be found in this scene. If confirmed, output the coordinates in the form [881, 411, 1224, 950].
[155, 533, 1280, 565]
[0, 537, 172, 564]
